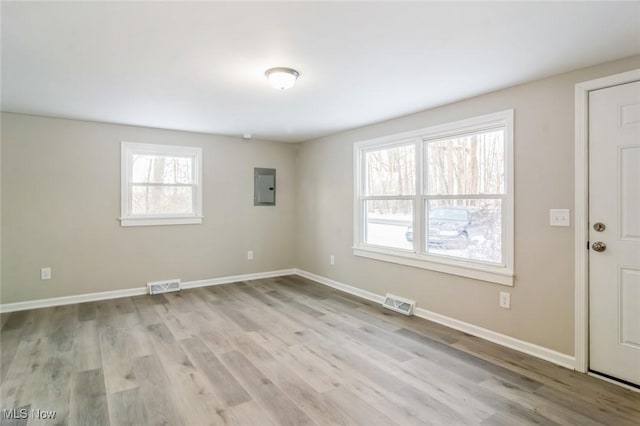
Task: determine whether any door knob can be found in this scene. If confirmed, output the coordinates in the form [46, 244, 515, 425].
[592, 241, 607, 252]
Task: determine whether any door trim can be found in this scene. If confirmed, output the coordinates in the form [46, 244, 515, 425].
[574, 69, 640, 373]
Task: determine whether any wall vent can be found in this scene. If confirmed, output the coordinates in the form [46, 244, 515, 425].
[147, 279, 181, 295]
[382, 293, 415, 316]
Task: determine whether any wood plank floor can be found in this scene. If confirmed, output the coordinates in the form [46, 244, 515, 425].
[1, 275, 639, 425]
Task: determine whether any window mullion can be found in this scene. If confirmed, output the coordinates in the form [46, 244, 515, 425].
[360, 195, 414, 201]
[423, 194, 507, 200]
[414, 138, 423, 254]
[129, 182, 196, 187]
[361, 199, 367, 244]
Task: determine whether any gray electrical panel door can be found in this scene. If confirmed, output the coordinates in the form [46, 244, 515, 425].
[254, 168, 276, 206]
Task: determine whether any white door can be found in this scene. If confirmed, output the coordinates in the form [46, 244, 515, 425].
[589, 80, 640, 386]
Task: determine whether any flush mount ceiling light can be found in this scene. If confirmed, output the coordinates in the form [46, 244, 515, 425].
[265, 67, 299, 91]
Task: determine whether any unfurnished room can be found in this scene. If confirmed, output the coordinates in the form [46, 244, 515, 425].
[1, 1, 640, 425]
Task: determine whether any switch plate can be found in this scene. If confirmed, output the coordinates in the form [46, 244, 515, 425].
[499, 291, 510, 309]
[247, 251, 254, 260]
[330, 255, 335, 265]
[550, 209, 570, 227]
[41, 267, 52, 280]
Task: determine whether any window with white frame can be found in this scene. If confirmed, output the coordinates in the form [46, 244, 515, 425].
[120, 142, 203, 227]
[354, 110, 514, 285]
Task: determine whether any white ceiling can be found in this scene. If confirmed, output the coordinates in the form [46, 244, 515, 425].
[2, 2, 639, 142]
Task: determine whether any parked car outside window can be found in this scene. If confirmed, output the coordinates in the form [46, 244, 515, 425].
[405, 207, 476, 249]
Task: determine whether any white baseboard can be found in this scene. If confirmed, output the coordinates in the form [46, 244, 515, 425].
[180, 269, 297, 290]
[0, 266, 577, 371]
[0, 287, 148, 314]
[412, 307, 576, 370]
[0, 269, 296, 313]
[295, 269, 577, 371]
[295, 269, 385, 304]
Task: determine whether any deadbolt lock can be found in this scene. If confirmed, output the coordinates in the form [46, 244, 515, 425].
[593, 222, 606, 232]
[592, 241, 607, 252]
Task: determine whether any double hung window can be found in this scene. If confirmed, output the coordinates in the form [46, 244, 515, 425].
[121, 142, 203, 227]
[354, 111, 514, 285]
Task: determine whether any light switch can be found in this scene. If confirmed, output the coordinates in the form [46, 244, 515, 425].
[550, 209, 570, 227]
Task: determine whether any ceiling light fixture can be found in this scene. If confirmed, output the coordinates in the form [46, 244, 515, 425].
[265, 67, 299, 91]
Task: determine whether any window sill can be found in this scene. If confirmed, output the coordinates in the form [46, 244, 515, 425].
[120, 216, 203, 227]
[353, 246, 514, 286]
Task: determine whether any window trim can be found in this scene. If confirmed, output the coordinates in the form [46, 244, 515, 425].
[120, 141, 203, 227]
[353, 110, 514, 286]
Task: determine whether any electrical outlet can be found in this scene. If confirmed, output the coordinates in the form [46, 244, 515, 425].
[247, 250, 254, 261]
[499, 291, 510, 309]
[41, 267, 52, 280]
[330, 255, 335, 265]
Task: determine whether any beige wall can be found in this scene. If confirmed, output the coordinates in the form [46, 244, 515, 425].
[3, 55, 640, 356]
[1, 114, 297, 304]
[294, 55, 640, 356]
[0, 120, 2, 294]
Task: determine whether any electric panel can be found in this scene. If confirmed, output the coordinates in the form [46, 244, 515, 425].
[254, 168, 276, 206]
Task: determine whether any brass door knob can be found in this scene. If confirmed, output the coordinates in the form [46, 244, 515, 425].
[593, 222, 606, 232]
[592, 241, 607, 252]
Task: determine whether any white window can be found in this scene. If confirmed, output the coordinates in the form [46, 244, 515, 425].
[354, 110, 514, 285]
[120, 142, 203, 227]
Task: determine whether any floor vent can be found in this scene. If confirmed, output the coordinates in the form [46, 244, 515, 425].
[147, 279, 181, 295]
[382, 293, 415, 316]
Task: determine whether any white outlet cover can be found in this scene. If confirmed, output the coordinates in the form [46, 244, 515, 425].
[247, 251, 254, 260]
[41, 267, 52, 280]
[330, 255, 335, 265]
[549, 209, 570, 227]
[499, 291, 510, 309]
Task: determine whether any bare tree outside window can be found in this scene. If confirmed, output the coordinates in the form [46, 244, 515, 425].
[365, 144, 415, 197]
[360, 128, 506, 263]
[121, 142, 203, 227]
[426, 130, 504, 196]
[131, 154, 196, 215]
[425, 129, 505, 264]
[363, 144, 414, 249]
[355, 111, 513, 283]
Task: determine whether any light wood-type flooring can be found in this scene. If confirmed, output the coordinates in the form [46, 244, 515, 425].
[1, 275, 639, 425]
